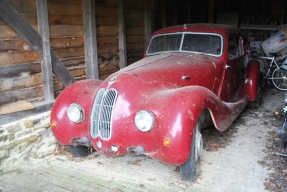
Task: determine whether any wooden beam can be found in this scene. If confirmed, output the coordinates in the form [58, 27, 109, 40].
[82, 0, 98, 79]
[118, 0, 127, 68]
[0, 0, 75, 87]
[37, 0, 54, 102]
[0, 102, 53, 126]
[144, 0, 154, 49]
[0, 63, 41, 78]
[239, 24, 281, 31]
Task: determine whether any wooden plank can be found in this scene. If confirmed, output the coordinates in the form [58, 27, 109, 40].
[53, 81, 64, 92]
[50, 37, 83, 49]
[49, 15, 83, 25]
[0, 86, 43, 105]
[0, 25, 18, 39]
[0, 13, 38, 25]
[0, 25, 38, 39]
[97, 45, 118, 54]
[0, 62, 41, 78]
[125, 0, 144, 11]
[126, 27, 144, 35]
[97, 26, 118, 36]
[127, 35, 145, 43]
[125, 11, 144, 18]
[37, 0, 54, 102]
[96, 17, 118, 26]
[62, 57, 85, 67]
[50, 25, 83, 38]
[95, 7, 118, 17]
[118, 0, 127, 68]
[54, 47, 85, 58]
[0, 73, 43, 93]
[53, 67, 86, 82]
[99, 63, 119, 73]
[127, 18, 144, 27]
[127, 42, 145, 51]
[0, 51, 40, 67]
[0, 39, 31, 52]
[70, 67, 86, 77]
[0, 102, 53, 126]
[82, 0, 98, 79]
[48, 3, 82, 16]
[0, 0, 75, 87]
[95, 0, 117, 8]
[0, 101, 34, 115]
[8, 0, 37, 13]
[97, 36, 118, 45]
[48, 0, 82, 4]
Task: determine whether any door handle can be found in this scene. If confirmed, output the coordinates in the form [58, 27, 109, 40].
[225, 65, 232, 69]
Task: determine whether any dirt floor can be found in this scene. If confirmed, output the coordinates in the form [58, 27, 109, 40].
[0, 88, 287, 192]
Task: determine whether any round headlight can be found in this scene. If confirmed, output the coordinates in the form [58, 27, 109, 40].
[67, 103, 84, 123]
[135, 110, 154, 132]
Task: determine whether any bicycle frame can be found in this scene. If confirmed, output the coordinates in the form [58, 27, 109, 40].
[253, 55, 280, 79]
[253, 54, 287, 90]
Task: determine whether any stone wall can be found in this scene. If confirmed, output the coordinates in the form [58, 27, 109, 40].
[0, 112, 56, 172]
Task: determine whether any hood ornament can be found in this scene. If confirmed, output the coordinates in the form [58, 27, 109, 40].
[109, 76, 117, 83]
[108, 76, 117, 87]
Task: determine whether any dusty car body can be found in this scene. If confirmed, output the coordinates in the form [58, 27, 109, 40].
[50, 24, 261, 180]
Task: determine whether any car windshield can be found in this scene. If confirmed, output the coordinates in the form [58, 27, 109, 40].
[147, 32, 223, 57]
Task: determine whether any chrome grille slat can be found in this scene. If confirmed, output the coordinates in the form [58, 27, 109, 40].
[90, 88, 105, 138]
[90, 88, 117, 140]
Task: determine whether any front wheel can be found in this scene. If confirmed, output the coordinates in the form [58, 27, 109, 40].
[180, 121, 203, 181]
[69, 145, 90, 157]
[271, 68, 287, 91]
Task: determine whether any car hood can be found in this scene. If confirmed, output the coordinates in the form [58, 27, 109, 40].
[117, 53, 221, 90]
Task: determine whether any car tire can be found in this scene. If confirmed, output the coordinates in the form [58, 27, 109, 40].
[69, 145, 90, 157]
[248, 83, 261, 109]
[180, 121, 203, 181]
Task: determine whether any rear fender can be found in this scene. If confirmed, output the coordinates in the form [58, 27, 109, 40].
[245, 59, 261, 101]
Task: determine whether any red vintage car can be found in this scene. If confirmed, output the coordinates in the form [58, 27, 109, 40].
[50, 24, 261, 180]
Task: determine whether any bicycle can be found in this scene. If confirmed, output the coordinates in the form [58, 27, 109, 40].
[254, 53, 287, 91]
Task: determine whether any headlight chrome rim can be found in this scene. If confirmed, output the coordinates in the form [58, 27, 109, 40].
[135, 110, 154, 132]
[67, 103, 84, 123]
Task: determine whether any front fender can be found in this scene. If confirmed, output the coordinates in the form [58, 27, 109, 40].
[148, 86, 246, 165]
[245, 59, 261, 101]
[50, 79, 102, 145]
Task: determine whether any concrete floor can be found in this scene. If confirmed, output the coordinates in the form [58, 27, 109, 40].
[0, 88, 283, 192]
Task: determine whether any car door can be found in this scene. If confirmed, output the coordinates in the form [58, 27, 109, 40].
[220, 35, 246, 101]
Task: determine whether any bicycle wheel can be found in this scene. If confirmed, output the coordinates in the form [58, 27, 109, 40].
[271, 68, 287, 91]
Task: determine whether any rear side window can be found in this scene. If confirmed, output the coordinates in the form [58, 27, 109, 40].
[228, 37, 244, 59]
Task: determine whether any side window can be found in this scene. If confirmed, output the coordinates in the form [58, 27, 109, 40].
[228, 37, 244, 59]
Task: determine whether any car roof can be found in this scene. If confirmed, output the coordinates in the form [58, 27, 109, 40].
[152, 23, 243, 36]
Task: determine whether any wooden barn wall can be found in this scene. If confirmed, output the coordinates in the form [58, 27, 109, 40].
[47, 0, 84, 95]
[125, 0, 145, 65]
[0, 0, 43, 109]
[0, 0, 146, 116]
[95, 0, 120, 79]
